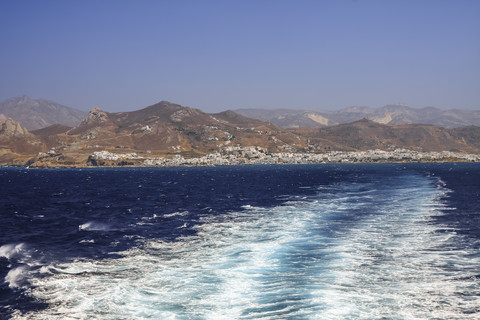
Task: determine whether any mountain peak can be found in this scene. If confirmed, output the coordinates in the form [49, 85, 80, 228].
[83, 107, 109, 124]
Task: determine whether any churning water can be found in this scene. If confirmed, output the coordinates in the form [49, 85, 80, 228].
[1, 163, 479, 319]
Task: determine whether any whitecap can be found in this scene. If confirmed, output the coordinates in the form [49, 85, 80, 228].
[240, 204, 263, 210]
[5, 266, 28, 288]
[0, 242, 27, 260]
[79, 239, 95, 244]
[78, 221, 110, 232]
[163, 211, 189, 218]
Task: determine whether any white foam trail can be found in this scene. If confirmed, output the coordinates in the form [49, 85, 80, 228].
[10, 174, 480, 319]
[311, 177, 479, 319]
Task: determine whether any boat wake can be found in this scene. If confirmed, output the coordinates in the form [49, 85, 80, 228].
[5, 173, 479, 319]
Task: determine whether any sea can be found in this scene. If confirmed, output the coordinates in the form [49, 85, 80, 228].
[0, 163, 479, 320]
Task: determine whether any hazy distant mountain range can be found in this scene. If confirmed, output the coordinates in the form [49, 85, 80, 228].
[1, 96, 479, 130]
[1, 97, 479, 166]
[0, 96, 87, 130]
[235, 104, 480, 128]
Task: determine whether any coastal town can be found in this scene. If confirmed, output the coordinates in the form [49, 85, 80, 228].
[88, 147, 480, 167]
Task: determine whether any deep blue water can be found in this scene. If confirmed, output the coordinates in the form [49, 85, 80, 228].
[0, 163, 479, 319]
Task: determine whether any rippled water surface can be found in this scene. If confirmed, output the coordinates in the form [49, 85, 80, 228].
[1, 163, 479, 319]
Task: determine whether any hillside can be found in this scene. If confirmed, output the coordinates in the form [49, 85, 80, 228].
[64, 101, 302, 153]
[292, 119, 480, 153]
[236, 104, 480, 128]
[13, 101, 304, 166]
[0, 96, 88, 130]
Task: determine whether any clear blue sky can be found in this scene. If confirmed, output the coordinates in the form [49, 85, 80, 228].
[1, 0, 479, 112]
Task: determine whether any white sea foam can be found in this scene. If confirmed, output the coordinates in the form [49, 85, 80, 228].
[0, 242, 27, 260]
[1, 243, 42, 290]
[79, 239, 95, 244]
[5, 266, 28, 288]
[78, 221, 111, 231]
[10, 174, 480, 319]
[163, 210, 189, 218]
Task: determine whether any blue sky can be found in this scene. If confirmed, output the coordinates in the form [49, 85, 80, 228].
[1, 0, 479, 112]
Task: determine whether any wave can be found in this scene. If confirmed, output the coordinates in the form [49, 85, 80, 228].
[78, 221, 111, 232]
[0, 243, 27, 261]
[5, 266, 28, 289]
[0, 243, 44, 290]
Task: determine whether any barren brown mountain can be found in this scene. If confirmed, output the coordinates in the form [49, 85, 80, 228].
[65, 101, 303, 153]
[8, 101, 304, 166]
[292, 119, 480, 153]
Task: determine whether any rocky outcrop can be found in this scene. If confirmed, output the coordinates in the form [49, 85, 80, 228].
[82, 107, 109, 125]
[0, 118, 32, 137]
[0, 118, 47, 165]
[66, 107, 115, 137]
[170, 108, 200, 122]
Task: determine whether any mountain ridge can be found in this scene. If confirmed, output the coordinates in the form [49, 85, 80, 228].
[236, 104, 480, 128]
[291, 118, 480, 153]
[2, 96, 479, 130]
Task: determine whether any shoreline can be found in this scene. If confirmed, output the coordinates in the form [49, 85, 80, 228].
[2, 161, 478, 170]
[4, 147, 480, 168]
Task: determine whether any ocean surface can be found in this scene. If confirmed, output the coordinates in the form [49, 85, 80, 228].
[0, 163, 479, 319]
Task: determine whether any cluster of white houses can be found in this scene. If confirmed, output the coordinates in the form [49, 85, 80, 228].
[89, 147, 480, 167]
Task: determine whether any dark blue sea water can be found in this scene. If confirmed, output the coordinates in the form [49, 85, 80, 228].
[1, 163, 479, 319]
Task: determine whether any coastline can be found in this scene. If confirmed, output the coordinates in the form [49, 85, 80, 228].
[6, 147, 480, 168]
